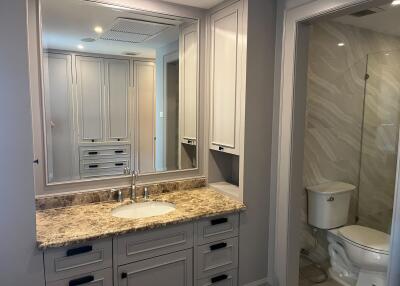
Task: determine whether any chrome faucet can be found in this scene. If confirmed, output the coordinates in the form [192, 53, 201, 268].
[130, 170, 138, 202]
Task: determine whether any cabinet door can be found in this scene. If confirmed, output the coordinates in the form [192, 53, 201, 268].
[104, 59, 130, 142]
[209, 1, 244, 155]
[118, 249, 193, 286]
[180, 23, 198, 145]
[76, 56, 104, 142]
[43, 53, 77, 182]
[134, 61, 156, 173]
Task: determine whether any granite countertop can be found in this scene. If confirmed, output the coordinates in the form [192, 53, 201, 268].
[36, 188, 246, 249]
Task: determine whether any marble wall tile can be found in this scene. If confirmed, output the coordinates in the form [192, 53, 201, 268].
[302, 21, 400, 256]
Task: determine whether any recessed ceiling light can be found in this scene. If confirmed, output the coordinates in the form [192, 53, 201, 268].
[385, 53, 390, 56]
[392, 0, 400, 6]
[94, 26, 103, 34]
[77, 44, 84, 50]
[337, 42, 345, 47]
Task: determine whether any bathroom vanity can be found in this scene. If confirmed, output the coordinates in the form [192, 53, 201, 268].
[36, 183, 245, 286]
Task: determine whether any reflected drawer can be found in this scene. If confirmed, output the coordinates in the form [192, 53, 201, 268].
[116, 223, 194, 266]
[196, 214, 239, 245]
[44, 239, 112, 282]
[47, 268, 113, 286]
[197, 269, 237, 286]
[79, 145, 130, 160]
[80, 159, 129, 178]
[196, 237, 238, 279]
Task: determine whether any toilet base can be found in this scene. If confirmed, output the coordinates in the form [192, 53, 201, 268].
[328, 268, 356, 286]
[356, 270, 386, 286]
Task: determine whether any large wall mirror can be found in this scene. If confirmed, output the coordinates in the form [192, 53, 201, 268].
[40, 0, 199, 184]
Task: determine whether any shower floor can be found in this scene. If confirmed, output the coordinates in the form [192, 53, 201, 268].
[299, 264, 342, 286]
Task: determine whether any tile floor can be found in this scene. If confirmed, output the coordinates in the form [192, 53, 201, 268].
[299, 264, 342, 286]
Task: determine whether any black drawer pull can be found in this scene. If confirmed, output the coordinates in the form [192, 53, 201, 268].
[115, 163, 124, 166]
[69, 275, 94, 286]
[115, 150, 124, 154]
[211, 274, 228, 283]
[210, 242, 227, 251]
[66, 245, 92, 256]
[88, 164, 98, 169]
[188, 140, 192, 144]
[211, 217, 228, 225]
[88, 151, 98, 155]
[121, 272, 128, 279]
[218, 146, 224, 151]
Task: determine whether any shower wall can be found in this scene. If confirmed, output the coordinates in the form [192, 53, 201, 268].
[302, 21, 400, 259]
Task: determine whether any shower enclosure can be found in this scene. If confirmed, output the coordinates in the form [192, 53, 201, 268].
[357, 50, 400, 234]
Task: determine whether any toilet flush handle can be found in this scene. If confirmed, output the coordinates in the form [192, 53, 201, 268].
[327, 196, 335, 202]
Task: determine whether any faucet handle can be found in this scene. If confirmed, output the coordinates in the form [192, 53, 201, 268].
[112, 188, 123, 202]
[144, 187, 149, 201]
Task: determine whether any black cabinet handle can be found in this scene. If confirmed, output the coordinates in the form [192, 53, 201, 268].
[218, 146, 224, 151]
[69, 275, 94, 286]
[211, 217, 228, 225]
[88, 151, 98, 155]
[211, 274, 228, 283]
[115, 163, 124, 166]
[115, 150, 124, 154]
[66, 245, 92, 256]
[188, 140, 192, 144]
[121, 272, 128, 279]
[210, 242, 227, 251]
[88, 164, 98, 169]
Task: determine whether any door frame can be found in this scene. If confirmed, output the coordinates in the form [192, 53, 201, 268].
[271, 0, 400, 285]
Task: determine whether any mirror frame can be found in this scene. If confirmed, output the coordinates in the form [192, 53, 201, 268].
[29, 0, 205, 194]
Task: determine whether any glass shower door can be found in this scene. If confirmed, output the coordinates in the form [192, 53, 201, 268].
[358, 50, 400, 234]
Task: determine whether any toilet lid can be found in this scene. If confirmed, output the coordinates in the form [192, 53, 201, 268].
[339, 225, 390, 254]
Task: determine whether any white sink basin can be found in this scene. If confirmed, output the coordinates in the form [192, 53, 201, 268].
[111, 201, 176, 219]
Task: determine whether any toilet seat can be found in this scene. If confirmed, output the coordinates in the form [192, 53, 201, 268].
[339, 225, 390, 255]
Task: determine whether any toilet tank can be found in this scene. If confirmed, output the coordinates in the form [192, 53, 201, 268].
[306, 181, 355, 229]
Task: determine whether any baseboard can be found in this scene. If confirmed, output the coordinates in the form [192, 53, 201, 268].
[243, 277, 270, 286]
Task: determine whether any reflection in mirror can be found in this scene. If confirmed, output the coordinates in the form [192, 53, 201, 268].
[40, 0, 198, 183]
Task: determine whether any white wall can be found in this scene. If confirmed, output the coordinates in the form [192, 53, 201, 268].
[155, 40, 179, 171]
[0, 0, 45, 285]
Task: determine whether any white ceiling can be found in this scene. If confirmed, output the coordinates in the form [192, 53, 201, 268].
[335, 4, 400, 37]
[159, 0, 225, 9]
[41, 0, 196, 58]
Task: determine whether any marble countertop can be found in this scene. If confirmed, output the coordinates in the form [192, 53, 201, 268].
[36, 188, 246, 249]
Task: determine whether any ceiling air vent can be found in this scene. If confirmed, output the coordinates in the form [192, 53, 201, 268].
[350, 8, 383, 17]
[101, 17, 174, 43]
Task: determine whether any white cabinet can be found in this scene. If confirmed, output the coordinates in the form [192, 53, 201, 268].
[76, 56, 104, 142]
[104, 59, 130, 142]
[118, 249, 193, 286]
[180, 23, 198, 146]
[43, 53, 78, 182]
[209, 1, 245, 155]
[76, 56, 130, 143]
[134, 61, 156, 174]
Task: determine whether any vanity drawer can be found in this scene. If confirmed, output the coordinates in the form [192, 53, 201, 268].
[195, 237, 238, 279]
[47, 268, 113, 286]
[44, 239, 112, 282]
[197, 269, 237, 286]
[196, 213, 239, 245]
[116, 223, 194, 266]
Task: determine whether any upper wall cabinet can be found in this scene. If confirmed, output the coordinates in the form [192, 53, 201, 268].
[104, 59, 130, 142]
[76, 56, 130, 143]
[209, 1, 245, 155]
[179, 23, 198, 146]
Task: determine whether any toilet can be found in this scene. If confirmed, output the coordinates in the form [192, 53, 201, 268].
[306, 181, 390, 286]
